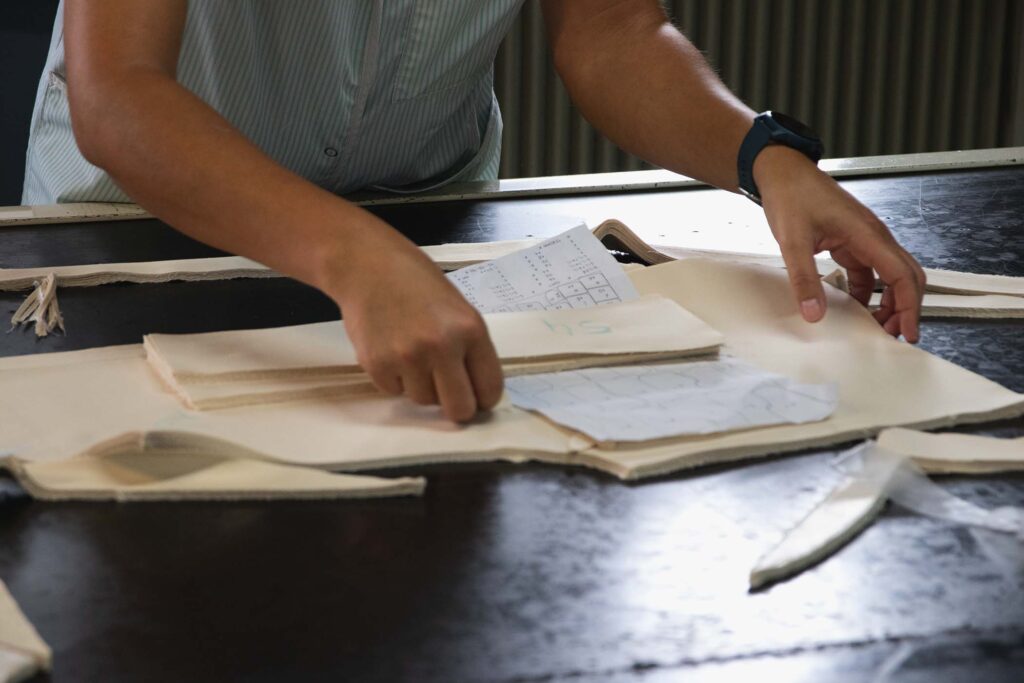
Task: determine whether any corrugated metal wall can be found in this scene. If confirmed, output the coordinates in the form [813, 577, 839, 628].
[494, 0, 1024, 178]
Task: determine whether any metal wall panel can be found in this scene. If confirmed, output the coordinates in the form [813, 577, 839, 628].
[494, 0, 1024, 178]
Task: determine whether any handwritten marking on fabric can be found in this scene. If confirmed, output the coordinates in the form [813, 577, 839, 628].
[447, 225, 639, 313]
[505, 359, 839, 443]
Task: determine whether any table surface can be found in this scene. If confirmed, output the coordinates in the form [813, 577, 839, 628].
[2, 167, 1023, 683]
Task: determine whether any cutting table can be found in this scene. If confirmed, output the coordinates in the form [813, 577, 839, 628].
[1, 150, 1023, 682]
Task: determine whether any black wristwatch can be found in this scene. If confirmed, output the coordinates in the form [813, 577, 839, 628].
[737, 111, 824, 205]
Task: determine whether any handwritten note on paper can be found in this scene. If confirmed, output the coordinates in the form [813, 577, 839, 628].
[447, 225, 639, 314]
[505, 359, 839, 443]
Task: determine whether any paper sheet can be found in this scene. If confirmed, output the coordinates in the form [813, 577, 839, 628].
[505, 359, 839, 444]
[447, 225, 638, 313]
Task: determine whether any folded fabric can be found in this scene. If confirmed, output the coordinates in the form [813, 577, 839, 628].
[0, 579, 50, 683]
[2, 433, 424, 502]
[877, 428, 1024, 474]
[143, 295, 724, 410]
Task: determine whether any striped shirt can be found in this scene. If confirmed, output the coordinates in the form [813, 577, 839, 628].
[22, 0, 523, 205]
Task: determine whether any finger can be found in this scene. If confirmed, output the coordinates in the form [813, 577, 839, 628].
[778, 231, 827, 322]
[465, 335, 504, 411]
[848, 233, 923, 342]
[829, 247, 875, 307]
[433, 357, 479, 422]
[881, 252, 923, 343]
[400, 363, 439, 406]
[362, 358, 403, 396]
[873, 285, 895, 325]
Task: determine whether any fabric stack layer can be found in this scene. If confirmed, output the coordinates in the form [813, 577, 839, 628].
[142, 295, 724, 410]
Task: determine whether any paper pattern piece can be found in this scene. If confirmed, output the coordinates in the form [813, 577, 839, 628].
[506, 360, 838, 444]
[0, 579, 51, 682]
[2, 437, 424, 502]
[878, 428, 1024, 474]
[749, 444, 903, 589]
[448, 225, 638, 313]
[144, 295, 722, 410]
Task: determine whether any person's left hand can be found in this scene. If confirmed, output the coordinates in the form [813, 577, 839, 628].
[753, 145, 926, 342]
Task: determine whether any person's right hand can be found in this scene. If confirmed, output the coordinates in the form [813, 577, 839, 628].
[325, 227, 504, 423]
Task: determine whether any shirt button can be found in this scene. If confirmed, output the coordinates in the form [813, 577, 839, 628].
[324, 147, 338, 157]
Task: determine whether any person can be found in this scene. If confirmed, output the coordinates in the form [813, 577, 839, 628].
[24, 0, 925, 422]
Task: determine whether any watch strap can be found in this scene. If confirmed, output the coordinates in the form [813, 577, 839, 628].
[737, 115, 774, 205]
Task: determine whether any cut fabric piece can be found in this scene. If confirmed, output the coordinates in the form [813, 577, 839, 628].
[0, 345, 588, 472]
[0, 579, 50, 682]
[0, 256, 275, 292]
[9, 274, 63, 337]
[2, 434, 424, 502]
[144, 295, 723, 410]
[878, 428, 1024, 474]
[870, 292, 1024, 319]
[575, 259, 1024, 479]
[594, 218, 1024, 298]
[749, 443, 903, 590]
[0, 239, 543, 293]
[506, 359, 838, 445]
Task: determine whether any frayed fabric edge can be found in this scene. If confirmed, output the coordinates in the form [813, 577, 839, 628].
[9, 274, 64, 338]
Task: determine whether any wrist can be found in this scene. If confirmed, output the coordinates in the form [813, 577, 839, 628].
[751, 144, 820, 198]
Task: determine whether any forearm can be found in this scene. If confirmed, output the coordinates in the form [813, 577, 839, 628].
[70, 71, 394, 296]
[545, 1, 755, 191]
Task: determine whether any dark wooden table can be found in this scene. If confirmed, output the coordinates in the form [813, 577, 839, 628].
[2, 166, 1023, 682]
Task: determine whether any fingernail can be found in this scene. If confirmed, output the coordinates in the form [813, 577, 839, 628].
[800, 298, 822, 321]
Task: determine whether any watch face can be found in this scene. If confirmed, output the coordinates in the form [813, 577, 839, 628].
[773, 112, 820, 141]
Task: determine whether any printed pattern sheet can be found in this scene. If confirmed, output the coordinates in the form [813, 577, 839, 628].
[505, 359, 839, 443]
[448, 225, 639, 313]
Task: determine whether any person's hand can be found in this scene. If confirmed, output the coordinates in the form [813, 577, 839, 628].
[753, 145, 926, 342]
[323, 226, 504, 422]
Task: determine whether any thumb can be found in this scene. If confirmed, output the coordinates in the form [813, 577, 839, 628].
[779, 234, 827, 323]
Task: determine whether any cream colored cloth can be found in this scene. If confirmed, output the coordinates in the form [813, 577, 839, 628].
[0, 579, 50, 682]
[2, 438, 424, 502]
[870, 292, 1024, 319]
[144, 295, 724, 409]
[595, 218, 1024, 299]
[878, 428, 1024, 474]
[2, 259, 1021, 483]
[572, 259, 1024, 479]
[0, 239, 541, 293]
[0, 344, 587, 472]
